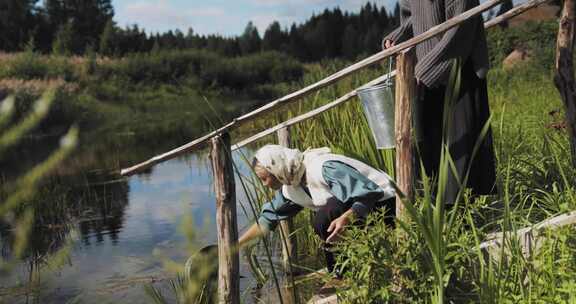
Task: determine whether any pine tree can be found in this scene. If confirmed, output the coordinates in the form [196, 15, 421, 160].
[151, 39, 161, 54]
[45, 0, 114, 53]
[393, 3, 401, 27]
[0, 0, 38, 51]
[99, 18, 115, 56]
[52, 21, 74, 55]
[239, 22, 261, 55]
[262, 21, 283, 51]
[342, 24, 359, 59]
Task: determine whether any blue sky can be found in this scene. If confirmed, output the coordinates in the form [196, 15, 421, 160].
[112, 0, 398, 36]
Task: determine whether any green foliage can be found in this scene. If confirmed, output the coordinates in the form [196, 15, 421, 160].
[90, 49, 304, 92]
[0, 48, 305, 159]
[0, 90, 78, 276]
[0, 52, 76, 81]
[99, 18, 115, 56]
[239, 21, 261, 55]
[52, 22, 74, 56]
[324, 62, 576, 303]
[0, 0, 38, 52]
[486, 21, 558, 69]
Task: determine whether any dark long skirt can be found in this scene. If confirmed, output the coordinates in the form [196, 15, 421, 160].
[416, 58, 497, 204]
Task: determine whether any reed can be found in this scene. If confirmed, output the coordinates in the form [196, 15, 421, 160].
[0, 90, 78, 299]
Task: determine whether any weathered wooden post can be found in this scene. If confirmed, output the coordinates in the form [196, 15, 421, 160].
[277, 127, 298, 274]
[394, 49, 417, 220]
[210, 133, 240, 304]
[554, 0, 576, 167]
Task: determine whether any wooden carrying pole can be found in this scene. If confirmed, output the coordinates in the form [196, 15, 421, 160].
[554, 0, 576, 166]
[210, 133, 240, 304]
[120, 0, 520, 177]
[232, 71, 395, 151]
[394, 50, 417, 219]
[277, 127, 298, 274]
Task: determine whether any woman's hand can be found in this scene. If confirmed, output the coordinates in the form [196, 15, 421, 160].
[326, 209, 355, 243]
[238, 223, 267, 248]
[383, 39, 395, 50]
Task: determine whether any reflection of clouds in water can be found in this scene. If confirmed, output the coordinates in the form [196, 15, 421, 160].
[58, 150, 258, 302]
[3, 146, 264, 302]
[138, 157, 211, 188]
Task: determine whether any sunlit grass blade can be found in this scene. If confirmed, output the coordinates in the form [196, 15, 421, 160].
[0, 89, 55, 155]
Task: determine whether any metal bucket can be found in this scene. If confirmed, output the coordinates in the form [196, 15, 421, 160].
[357, 81, 396, 149]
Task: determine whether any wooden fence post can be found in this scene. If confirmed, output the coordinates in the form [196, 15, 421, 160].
[554, 0, 576, 167]
[210, 133, 240, 304]
[394, 49, 417, 220]
[277, 127, 298, 274]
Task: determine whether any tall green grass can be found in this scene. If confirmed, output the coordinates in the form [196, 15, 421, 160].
[0, 90, 78, 300]
[327, 63, 576, 303]
[234, 51, 576, 303]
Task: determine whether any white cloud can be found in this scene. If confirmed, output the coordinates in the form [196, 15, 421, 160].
[118, 0, 226, 32]
[188, 7, 226, 18]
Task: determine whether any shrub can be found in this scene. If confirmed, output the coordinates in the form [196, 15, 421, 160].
[1, 52, 76, 81]
[486, 21, 558, 68]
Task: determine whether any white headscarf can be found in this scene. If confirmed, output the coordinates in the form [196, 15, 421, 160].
[253, 145, 330, 186]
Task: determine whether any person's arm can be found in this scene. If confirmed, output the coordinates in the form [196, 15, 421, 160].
[238, 191, 303, 248]
[382, 0, 413, 48]
[415, 0, 482, 87]
[322, 160, 395, 242]
[238, 223, 267, 248]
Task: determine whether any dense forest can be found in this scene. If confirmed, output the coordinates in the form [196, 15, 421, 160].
[0, 0, 519, 61]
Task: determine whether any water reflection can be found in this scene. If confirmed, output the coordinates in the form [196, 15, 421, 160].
[0, 142, 276, 303]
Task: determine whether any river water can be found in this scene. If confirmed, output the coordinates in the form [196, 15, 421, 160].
[0, 135, 298, 303]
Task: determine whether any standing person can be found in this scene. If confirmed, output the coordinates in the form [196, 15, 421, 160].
[382, 0, 497, 203]
[238, 145, 396, 276]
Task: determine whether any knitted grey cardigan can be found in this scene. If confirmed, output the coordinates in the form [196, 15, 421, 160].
[383, 0, 489, 88]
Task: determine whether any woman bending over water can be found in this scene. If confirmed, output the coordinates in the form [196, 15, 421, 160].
[238, 145, 396, 275]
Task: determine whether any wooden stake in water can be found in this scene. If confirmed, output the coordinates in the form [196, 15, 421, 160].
[210, 133, 240, 304]
[394, 49, 417, 220]
[277, 127, 298, 275]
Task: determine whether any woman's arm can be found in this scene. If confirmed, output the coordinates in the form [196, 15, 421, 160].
[382, 0, 413, 48]
[238, 223, 267, 247]
[238, 191, 303, 248]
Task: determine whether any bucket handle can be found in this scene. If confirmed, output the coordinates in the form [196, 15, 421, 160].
[385, 57, 394, 85]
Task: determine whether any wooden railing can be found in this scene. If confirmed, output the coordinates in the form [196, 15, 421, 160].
[120, 0, 550, 177]
[119, 0, 563, 303]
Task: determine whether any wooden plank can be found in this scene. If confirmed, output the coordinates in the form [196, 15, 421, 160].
[120, 0, 508, 176]
[554, 0, 576, 166]
[121, 121, 236, 176]
[308, 294, 338, 304]
[394, 50, 416, 219]
[277, 127, 298, 276]
[480, 211, 576, 258]
[210, 133, 240, 304]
